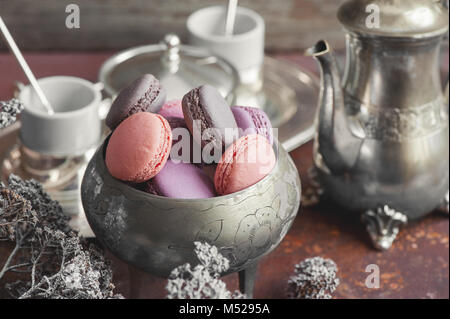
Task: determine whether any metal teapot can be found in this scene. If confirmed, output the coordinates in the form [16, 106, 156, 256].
[307, 0, 449, 250]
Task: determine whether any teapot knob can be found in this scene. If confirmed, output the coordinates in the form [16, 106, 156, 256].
[161, 33, 181, 73]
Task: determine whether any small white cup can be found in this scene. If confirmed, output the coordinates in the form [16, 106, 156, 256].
[187, 5, 265, 86]
[18, 76, 102, 157]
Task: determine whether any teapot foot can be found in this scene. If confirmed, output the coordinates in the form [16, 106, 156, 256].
[439, 191, 449, 214]
[238, 262, 259, 299]
[361, 205, 408, 251]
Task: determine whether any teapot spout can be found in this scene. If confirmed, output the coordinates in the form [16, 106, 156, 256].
[306, 40, 363, 172]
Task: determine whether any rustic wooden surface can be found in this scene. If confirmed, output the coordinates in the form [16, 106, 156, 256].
[0, 52, 449, 299]
[0, 0, 348, 52]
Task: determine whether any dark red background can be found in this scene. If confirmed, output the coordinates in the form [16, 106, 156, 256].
[0, 52, 448, 299]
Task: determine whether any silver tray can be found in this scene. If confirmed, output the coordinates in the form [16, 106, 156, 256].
[99, 54, 319, 152]
[0, 124, 95, 237]
[257, 56, 318, 151]
[0, 55, 319, 238]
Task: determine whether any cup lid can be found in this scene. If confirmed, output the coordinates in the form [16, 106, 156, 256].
[338, 0, 449, 38]
[98, 34, 239, 101]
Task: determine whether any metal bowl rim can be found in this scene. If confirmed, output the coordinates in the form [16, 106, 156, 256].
[92, 136, 289, 203]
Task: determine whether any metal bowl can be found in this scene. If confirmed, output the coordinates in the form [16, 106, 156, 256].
[81, 137, 301, 279]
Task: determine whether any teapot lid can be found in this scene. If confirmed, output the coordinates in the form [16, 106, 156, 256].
[338, 0, 449, 38]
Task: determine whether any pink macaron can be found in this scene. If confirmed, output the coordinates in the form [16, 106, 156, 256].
[158, 99, 183, 119]
[214, 134, 276, 195]
[105, 112, 172, 183]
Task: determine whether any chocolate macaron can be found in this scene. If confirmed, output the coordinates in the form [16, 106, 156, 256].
[106, 74, 166, 130]
[182, 85, 238, 152]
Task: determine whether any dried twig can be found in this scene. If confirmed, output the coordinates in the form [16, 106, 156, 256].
[0, 175, 123, 299]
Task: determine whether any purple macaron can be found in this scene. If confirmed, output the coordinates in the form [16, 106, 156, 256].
[106, 74, 166, 130]
[231, 106, 274, 145]
[145, 159, 215, 198]
[182, 85, 238, 151]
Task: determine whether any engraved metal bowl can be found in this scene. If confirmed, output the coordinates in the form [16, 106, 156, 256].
[81, 138, 301, 277]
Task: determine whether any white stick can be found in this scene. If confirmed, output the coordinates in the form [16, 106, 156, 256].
[0, 16, 54, 115]
[224, 0, 238, 36]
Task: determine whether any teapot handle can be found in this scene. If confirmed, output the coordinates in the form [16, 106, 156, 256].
[445, 78, 449, 104]
[441, 0, 449, 102]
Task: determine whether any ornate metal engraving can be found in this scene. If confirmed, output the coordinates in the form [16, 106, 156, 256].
[361, 205, 408, 250]
[346, 96, 447, 142]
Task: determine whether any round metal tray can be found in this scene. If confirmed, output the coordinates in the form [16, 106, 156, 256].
[256, 56, 318, 151]
[1, 53, 319, 238]
[0, 137, 95, 237]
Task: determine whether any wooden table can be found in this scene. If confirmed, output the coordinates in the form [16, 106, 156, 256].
[0, 52, 448, 299]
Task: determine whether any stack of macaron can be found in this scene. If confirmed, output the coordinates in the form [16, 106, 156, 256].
[104, 74, 276, 199]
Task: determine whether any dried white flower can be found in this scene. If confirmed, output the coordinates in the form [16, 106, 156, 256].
[167, 264, 233, 299]
[0, 99, 24, 129]
[287, 256, 340, 299]
[166, 241, 245, 299]
[194, 241, 230, 276]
